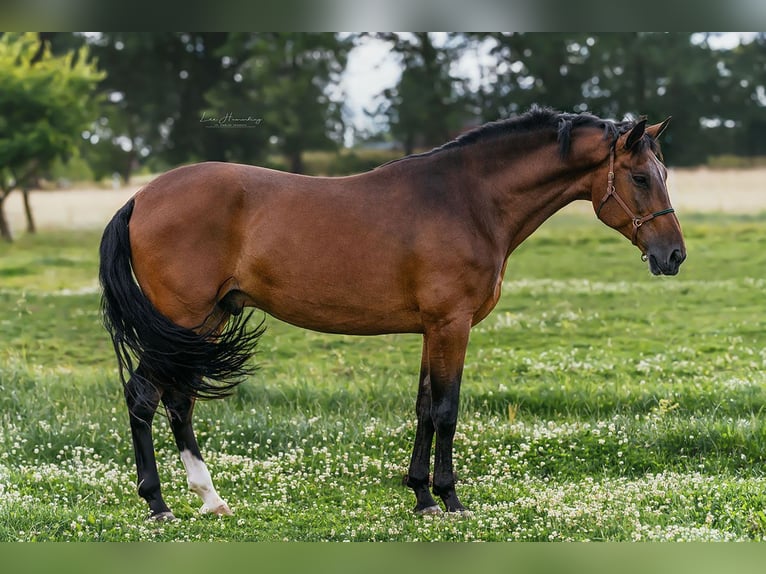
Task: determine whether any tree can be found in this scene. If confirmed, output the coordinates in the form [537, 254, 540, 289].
[475, 33, 595, 117]
[0, 33, 103, 241]
[84, 33, 352, 178]
[85, 33, 234, 181]
[717, 33, 766, 158]
[211, 33, 353, 173]
[475, 33, 739, 165]
[579, 33, 720, 165]
[373, 33, 471, 155]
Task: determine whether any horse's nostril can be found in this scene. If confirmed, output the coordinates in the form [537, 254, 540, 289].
[670, 248, 685, 266]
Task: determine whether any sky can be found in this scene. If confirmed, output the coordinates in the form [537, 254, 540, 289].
[339, 36, 399, 136]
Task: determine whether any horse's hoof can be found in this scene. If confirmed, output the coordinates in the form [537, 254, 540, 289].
[415, 505, 442, 516]
[201, 502, 233, 516]
[150, 511, 177, 521]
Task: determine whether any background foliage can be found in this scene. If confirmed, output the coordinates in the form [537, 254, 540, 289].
[0, 32, 103, 240]
[0, 31, 764, 242]
[31, 31, 766, 182]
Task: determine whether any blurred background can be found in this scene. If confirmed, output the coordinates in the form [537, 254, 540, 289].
[1, 32, 765, 240]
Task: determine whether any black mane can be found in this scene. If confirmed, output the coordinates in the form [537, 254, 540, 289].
[378, 107, 650, 168]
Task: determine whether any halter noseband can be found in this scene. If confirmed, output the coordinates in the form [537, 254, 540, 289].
[596, 146, 675, 258]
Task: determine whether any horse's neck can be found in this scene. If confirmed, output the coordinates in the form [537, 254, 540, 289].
[464, 137, 603, 256]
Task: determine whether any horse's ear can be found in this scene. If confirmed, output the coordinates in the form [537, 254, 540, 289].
[646, 117, 671, 141]
[624, 118, 647, 150]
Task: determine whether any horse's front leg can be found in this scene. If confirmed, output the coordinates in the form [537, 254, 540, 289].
[406, 336, 441, 514]
[424, 317, 470, 512]
[124, 367, 174, 520]
[162, 389, 232, 516]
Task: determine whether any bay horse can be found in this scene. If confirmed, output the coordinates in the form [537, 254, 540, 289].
[99, 108, 686, 520]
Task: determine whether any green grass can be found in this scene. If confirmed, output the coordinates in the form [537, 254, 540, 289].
[1, 213, 765, 541]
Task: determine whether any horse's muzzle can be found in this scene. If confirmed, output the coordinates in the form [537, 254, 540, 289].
[648, 247, 686, 276]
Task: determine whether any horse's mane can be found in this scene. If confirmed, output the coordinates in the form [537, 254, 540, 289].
[378, 107, 656, 168]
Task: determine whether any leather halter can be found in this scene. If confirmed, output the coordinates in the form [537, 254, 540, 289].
[596, 146, 675, 255]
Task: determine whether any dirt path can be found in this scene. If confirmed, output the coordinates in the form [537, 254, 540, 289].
[4, 168, 766, 234]
[5, 187, 138, 233]
[666, 168, 766, 213]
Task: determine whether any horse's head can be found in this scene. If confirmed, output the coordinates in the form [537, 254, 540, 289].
[592, 117, 686, 276]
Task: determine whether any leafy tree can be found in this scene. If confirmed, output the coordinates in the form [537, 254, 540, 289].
[85, 33, 237, 181]
[474, 33, 746, 165]
[0, 33, 103, 241]
[211, 33, 353, 173]
[373, 33, 471, 155]
[85, 33, 351, 178]
[581, 33, 721, 165]
[718, 33, 766, 158]
[475, 32, 595, 117]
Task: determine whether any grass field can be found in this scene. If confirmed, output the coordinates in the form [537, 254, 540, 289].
[1, 208, 766, 541]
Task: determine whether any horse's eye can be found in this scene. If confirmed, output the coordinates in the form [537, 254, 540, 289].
[631, 174, 649, 188]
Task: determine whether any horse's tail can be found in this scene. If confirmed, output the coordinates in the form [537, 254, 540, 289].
[98, 197, 264, 404]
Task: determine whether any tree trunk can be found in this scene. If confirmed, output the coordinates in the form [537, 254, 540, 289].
[120, 149, 136, 184]
[289, 151, 304, 174]
[404, 134, 415, 156]
[22, 188, 36, 234]
[0, 194, 13, 242]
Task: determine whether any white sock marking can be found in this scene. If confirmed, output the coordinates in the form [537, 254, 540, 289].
[179, 449, 231, 514]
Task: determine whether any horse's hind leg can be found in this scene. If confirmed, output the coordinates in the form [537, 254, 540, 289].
[162, 389, 232, 516]
[125, 367, 174, 520]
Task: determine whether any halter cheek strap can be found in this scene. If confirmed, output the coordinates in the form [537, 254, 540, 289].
[596, 147, 675, 249]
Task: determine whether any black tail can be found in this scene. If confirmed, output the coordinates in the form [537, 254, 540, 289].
[99, 198, 264, 403]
